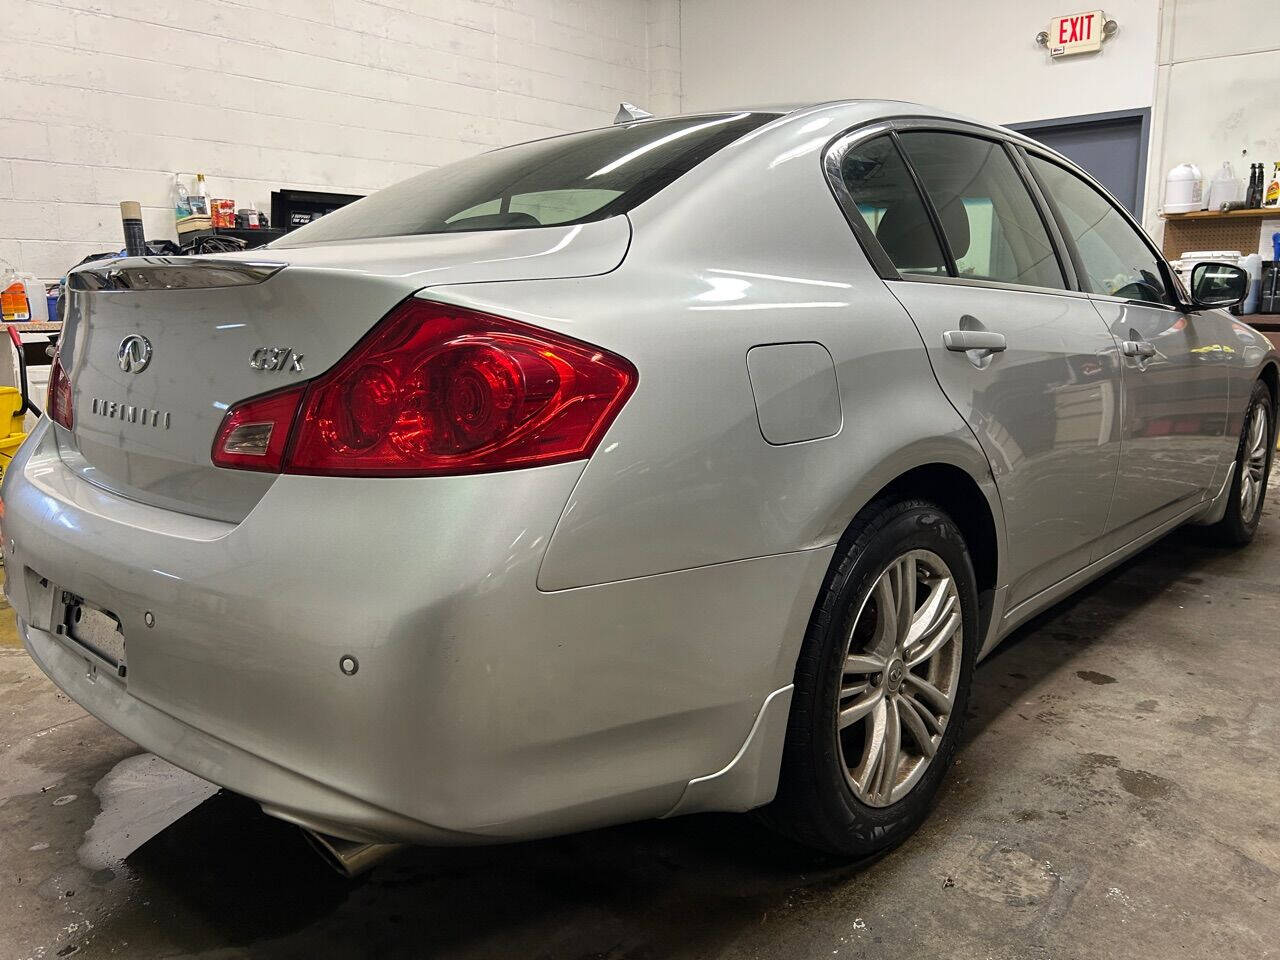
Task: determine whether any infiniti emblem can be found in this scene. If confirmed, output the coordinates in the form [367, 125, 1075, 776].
[118, 334, 152, 374]
[885, 659, 905, 693]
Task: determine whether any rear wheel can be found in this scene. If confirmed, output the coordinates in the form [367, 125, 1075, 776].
[1207, 380, 1274, 546]
[764, 498, 978, 858]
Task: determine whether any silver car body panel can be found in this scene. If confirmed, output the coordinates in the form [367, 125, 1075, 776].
[8, 419, 832, 840]
[886, 279, 1122, 607]
[3, 99, 1276, 844]
[54, 219, 630, 523]
[1089, 296, 1236, 556]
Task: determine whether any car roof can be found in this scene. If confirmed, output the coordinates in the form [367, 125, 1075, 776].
[670, 99, 1040, 148]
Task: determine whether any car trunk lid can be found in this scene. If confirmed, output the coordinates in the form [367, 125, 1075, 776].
[55, 219, 629, 522]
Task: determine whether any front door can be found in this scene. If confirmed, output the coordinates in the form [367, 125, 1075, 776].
[1023, 154, 1231, 554]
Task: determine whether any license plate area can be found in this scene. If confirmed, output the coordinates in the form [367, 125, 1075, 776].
[57, 591, 127, 679]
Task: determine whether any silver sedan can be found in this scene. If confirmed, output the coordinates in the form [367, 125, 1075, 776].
[3, 101, 1275, 872]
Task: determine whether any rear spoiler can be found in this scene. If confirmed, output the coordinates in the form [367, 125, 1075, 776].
[68, 257, 286, 292]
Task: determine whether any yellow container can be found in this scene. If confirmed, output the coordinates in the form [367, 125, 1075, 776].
[0, 387, 23, 437]
[0, 386, 27, 482]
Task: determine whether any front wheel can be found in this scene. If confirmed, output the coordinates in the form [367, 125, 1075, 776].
[1207, 380, 1274, 546]
[763, 498, 978, 859]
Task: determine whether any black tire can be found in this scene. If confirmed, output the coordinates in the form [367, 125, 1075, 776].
[1206, 380, 1275, 546]
[763, 497, 979, 859]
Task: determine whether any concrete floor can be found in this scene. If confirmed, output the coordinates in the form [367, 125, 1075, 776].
[3, 475, 1278, 960]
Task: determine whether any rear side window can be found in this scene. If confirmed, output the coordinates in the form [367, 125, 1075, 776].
[273, 113, 775, 246]
[839, 136, 948, 276]
[897, 132, 1065, 290]
[1026, 155, 1173, 307]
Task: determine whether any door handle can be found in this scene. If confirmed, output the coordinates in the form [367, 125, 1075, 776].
[1121, 339, 1156, 359]
[943, 330, 1007, 353]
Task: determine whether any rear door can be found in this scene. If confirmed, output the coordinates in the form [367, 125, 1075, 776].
[1022, 153, 1231, 555]
[832, 127, 1122, 607]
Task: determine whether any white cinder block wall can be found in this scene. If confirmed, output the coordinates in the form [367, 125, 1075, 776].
[0, 0, 681, 280]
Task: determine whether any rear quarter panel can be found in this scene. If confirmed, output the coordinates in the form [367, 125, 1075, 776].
[424, 105, 1004, 623]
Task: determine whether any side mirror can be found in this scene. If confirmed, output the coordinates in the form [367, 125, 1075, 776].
[1190, 261, 1248, 309]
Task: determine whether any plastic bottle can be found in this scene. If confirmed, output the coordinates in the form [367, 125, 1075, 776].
[1241, 253, 1262, 314]
[1266, 163, 1280, 207]
[0, 260, 19, 321]
[1164, 163, 1203, 213]
[1207, 161, 1240, 210]
[190, 173, 210, 217]
[173, 176, 192, 221]
[1, 272, 50, 324]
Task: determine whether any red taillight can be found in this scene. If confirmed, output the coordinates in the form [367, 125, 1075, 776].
[212, 300, 637, 477]
[47, 352, 73, 430]
[210, 385, 304, 472]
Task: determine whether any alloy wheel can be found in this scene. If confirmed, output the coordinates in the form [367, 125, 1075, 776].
[836, 550, 964, 808]
[1240, 403, 1271, 522]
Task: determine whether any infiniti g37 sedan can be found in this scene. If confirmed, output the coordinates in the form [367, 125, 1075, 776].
[4, 101, 1275, 867]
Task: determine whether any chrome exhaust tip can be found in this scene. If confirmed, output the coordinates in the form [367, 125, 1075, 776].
[303, 830, 404, 878]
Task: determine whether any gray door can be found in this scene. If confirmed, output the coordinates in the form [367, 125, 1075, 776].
[1090, 298, 1233, 554]
[845, 130, 1123, 606]
[892, 281, 1122, 603]
[1022, 152, 1230, 556]
[1010, 111, 1148, 216]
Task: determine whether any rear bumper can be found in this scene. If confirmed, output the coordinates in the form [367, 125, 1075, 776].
[2, 420, 828, 843]
[21, 619, 473, 844]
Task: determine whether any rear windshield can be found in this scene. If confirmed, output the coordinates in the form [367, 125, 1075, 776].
[273, 113, 775, 247]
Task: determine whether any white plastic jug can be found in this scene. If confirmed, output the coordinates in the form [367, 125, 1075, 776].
[1207, 162, 1241, 211]
[1165, 163, 1204, 213]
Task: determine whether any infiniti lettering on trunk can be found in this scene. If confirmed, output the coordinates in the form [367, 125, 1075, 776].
[90, 398, 171, 429]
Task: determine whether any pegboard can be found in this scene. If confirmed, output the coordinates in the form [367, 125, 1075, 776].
[1162, 216, 1265, 260]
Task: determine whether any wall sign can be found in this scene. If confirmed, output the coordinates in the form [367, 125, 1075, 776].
[1036, 11, 1118, 58]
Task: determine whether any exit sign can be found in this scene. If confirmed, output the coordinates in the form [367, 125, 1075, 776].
[1048, 10, 1104, 56]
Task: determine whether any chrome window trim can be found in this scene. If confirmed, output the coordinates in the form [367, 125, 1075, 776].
[1083, 291, 1184, 314]
[891, 271, 1098, 301]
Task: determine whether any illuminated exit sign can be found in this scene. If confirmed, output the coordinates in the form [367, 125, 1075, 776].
[1047, 10, 1105, 57]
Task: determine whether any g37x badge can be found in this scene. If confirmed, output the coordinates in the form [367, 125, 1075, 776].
[249, 346, 305, 373]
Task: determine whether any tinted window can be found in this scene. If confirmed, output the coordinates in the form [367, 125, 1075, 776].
[273, 113, 774, 247]
[1027, 154, 1172, 306]
[839, 135, 948, 276]
[898, 132, 1065, 290]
